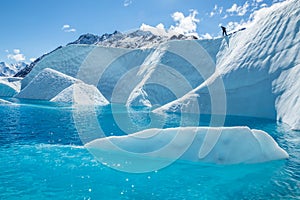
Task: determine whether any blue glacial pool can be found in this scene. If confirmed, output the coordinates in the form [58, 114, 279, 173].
[0, 100, 299, 199]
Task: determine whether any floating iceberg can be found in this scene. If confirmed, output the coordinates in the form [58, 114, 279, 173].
[85, 126, 288, 172]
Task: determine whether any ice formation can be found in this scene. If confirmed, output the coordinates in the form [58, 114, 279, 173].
[155, 0, 300, 130]
[15, 68, 78, 100]
[0, 77, 22, 97]
[0, 98, 12, 104]
[51, 82, 109, 105]
[13, 0, 299, 130]
[85, 126, 288, 167]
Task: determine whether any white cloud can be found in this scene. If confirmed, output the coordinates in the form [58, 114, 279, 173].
[226, 2, 249, 16]
[172, 12, 185, 21]
[62, 24, 76, 32]
[219, 7, 223, 14]
[260, 3, 268, 7]
[226, 21, 242, 31]
[227, 4, 238, 13]
[7, 49, 26, 62]
[222, 14, 228, 19]
[62, 24, 70, 30]
[201, 33, 213, 39]
[65, 28, 76, 32]
[256, 0, 264, 2]
[124, 0, 133, 7]
[209, 4, 223, 17]
[13, 49, 20, 54]
[169, 10, 199, 36]
[140, 10, 200, 37]
[29, 58, 36, 62]
[140, 23, 168, 36]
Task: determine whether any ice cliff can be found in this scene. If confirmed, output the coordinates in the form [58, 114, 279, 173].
[155, 0, 300, 130]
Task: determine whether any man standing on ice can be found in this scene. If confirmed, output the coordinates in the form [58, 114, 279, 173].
[221, 26, 227, 36]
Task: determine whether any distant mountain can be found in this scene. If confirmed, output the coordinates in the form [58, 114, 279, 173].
[0, 62, 27, 77]
[15, 30, 198, 78]
[68, 30, 198, 49]
[14, 46, 62, 78]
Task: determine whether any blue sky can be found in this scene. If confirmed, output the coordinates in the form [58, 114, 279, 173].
[0, 0, 285, 63]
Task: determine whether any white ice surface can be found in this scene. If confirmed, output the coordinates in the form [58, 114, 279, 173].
[126, 39, 219, 107]
[155, 0, 300, 130]
[0, 77, 22, 97]
[0, 98, 12, 104]
[86, 126, 288, 166]
[273, 64, 300, 130]
[15, 68, 78, 100]
[51, 82, 109, 106]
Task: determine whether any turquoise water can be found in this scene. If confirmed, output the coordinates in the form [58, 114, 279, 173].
[0, 100, 299, 199]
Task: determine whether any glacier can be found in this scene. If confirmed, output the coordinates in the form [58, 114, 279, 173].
[85, 126, 288, 172]
[13, 0, 299, 130]
[155, 0, 300, 130]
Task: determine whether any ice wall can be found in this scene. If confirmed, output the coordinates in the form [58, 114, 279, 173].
[155, 0, 300, 130]
[0, 77, 21, 97]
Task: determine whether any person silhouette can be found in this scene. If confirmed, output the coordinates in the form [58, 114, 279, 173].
[221, 26, 228, 36]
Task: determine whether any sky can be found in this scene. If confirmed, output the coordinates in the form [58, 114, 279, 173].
[0, 0, 286, 64]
